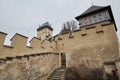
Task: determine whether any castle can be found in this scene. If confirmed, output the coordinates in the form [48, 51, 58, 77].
[0, 5, 120, 80]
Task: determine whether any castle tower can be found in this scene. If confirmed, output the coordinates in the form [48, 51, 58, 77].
[37, 22, 53, 40]
[75, 5, 117, 31]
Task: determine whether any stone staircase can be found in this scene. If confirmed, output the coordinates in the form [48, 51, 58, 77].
[48, 67, 66, 80]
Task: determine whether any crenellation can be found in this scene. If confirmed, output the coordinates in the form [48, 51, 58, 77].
[8, 33, 29, 56]
[10, 33, 28, 48]
[96, 24, 103, 33]
[0, 22, 114, 58]
[69, 32, 74, 38]
[0, 31, 7, 46]
[81, 27, 87, 36]
[30, 37, 41, 42]
[29, 37, 41, 48]
[55, 26, 106, 43]
[10, 33, 28, 41]
[41, 39, 53, 52]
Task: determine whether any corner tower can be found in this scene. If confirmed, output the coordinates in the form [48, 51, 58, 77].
[74, 5, 119, 66]
[75, 5, 117, 31]
[37, 22, 53, 40]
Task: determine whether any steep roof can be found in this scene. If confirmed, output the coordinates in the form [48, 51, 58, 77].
[80, 5, 103, 17]
[75, 5, 117, 31]
[75, 5, 107, 20]
[37, 22, 53, 31]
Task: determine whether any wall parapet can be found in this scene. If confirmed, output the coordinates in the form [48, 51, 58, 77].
[10, 33, 28, 41]
[0, 32, 57, 57]
[0, 52, 59, 64]
[0, 31, 7, 46]
[0, 21, 117, 58]
[55, 21, 112, 42]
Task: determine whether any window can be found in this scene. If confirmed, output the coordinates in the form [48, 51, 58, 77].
[93, 15, 97, 22]
[104, 12, 108, 19]
[79, 19, 82, 25]
[82, 18, 87, 25]
[104, 11, 110, 20]
[98, 13, 103, 21]
[92, 15, 97, 23]
[89, 17, 92, 24]
[84, 18, 87, 24]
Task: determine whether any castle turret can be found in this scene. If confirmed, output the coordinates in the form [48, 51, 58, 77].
[75, 5, 117, 31]
[37, 22, 53, 40]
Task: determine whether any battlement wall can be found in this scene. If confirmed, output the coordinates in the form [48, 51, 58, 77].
[54, 21, 119, 67]
[0, 21, 119, 67]
[0, 32, 56, 58]
[0, 52, 60, 80]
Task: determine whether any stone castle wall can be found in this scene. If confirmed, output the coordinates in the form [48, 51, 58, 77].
[0, 21, 119, 67]
[115, 44, 120, 79]
[0, 53, 60, 80]
[0, 32, 56, 58]
[55, 21, 119, 67]
[0, 21, 119, 79]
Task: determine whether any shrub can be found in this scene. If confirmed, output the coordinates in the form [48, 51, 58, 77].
[65, 64, 104, 80]
[65, 67, 80, 80]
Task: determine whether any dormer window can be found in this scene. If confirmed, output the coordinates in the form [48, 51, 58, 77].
[92, 15, 97, 23]
[84, 18, 87, 24]
[93, 15, 96, 21]
[98, 13, 102, 21]
[79, 19, 82, 25]
[104, 11, 109, 20]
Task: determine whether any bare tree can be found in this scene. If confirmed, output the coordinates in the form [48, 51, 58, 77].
[60, 20, 78, 34]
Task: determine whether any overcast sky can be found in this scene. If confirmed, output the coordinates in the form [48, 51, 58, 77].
[0, 0, 120, 45]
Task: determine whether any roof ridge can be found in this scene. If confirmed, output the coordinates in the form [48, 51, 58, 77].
[75, 5, 107, 20]
[91, 5, 103, 7]
[81, 5, 103, 15]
